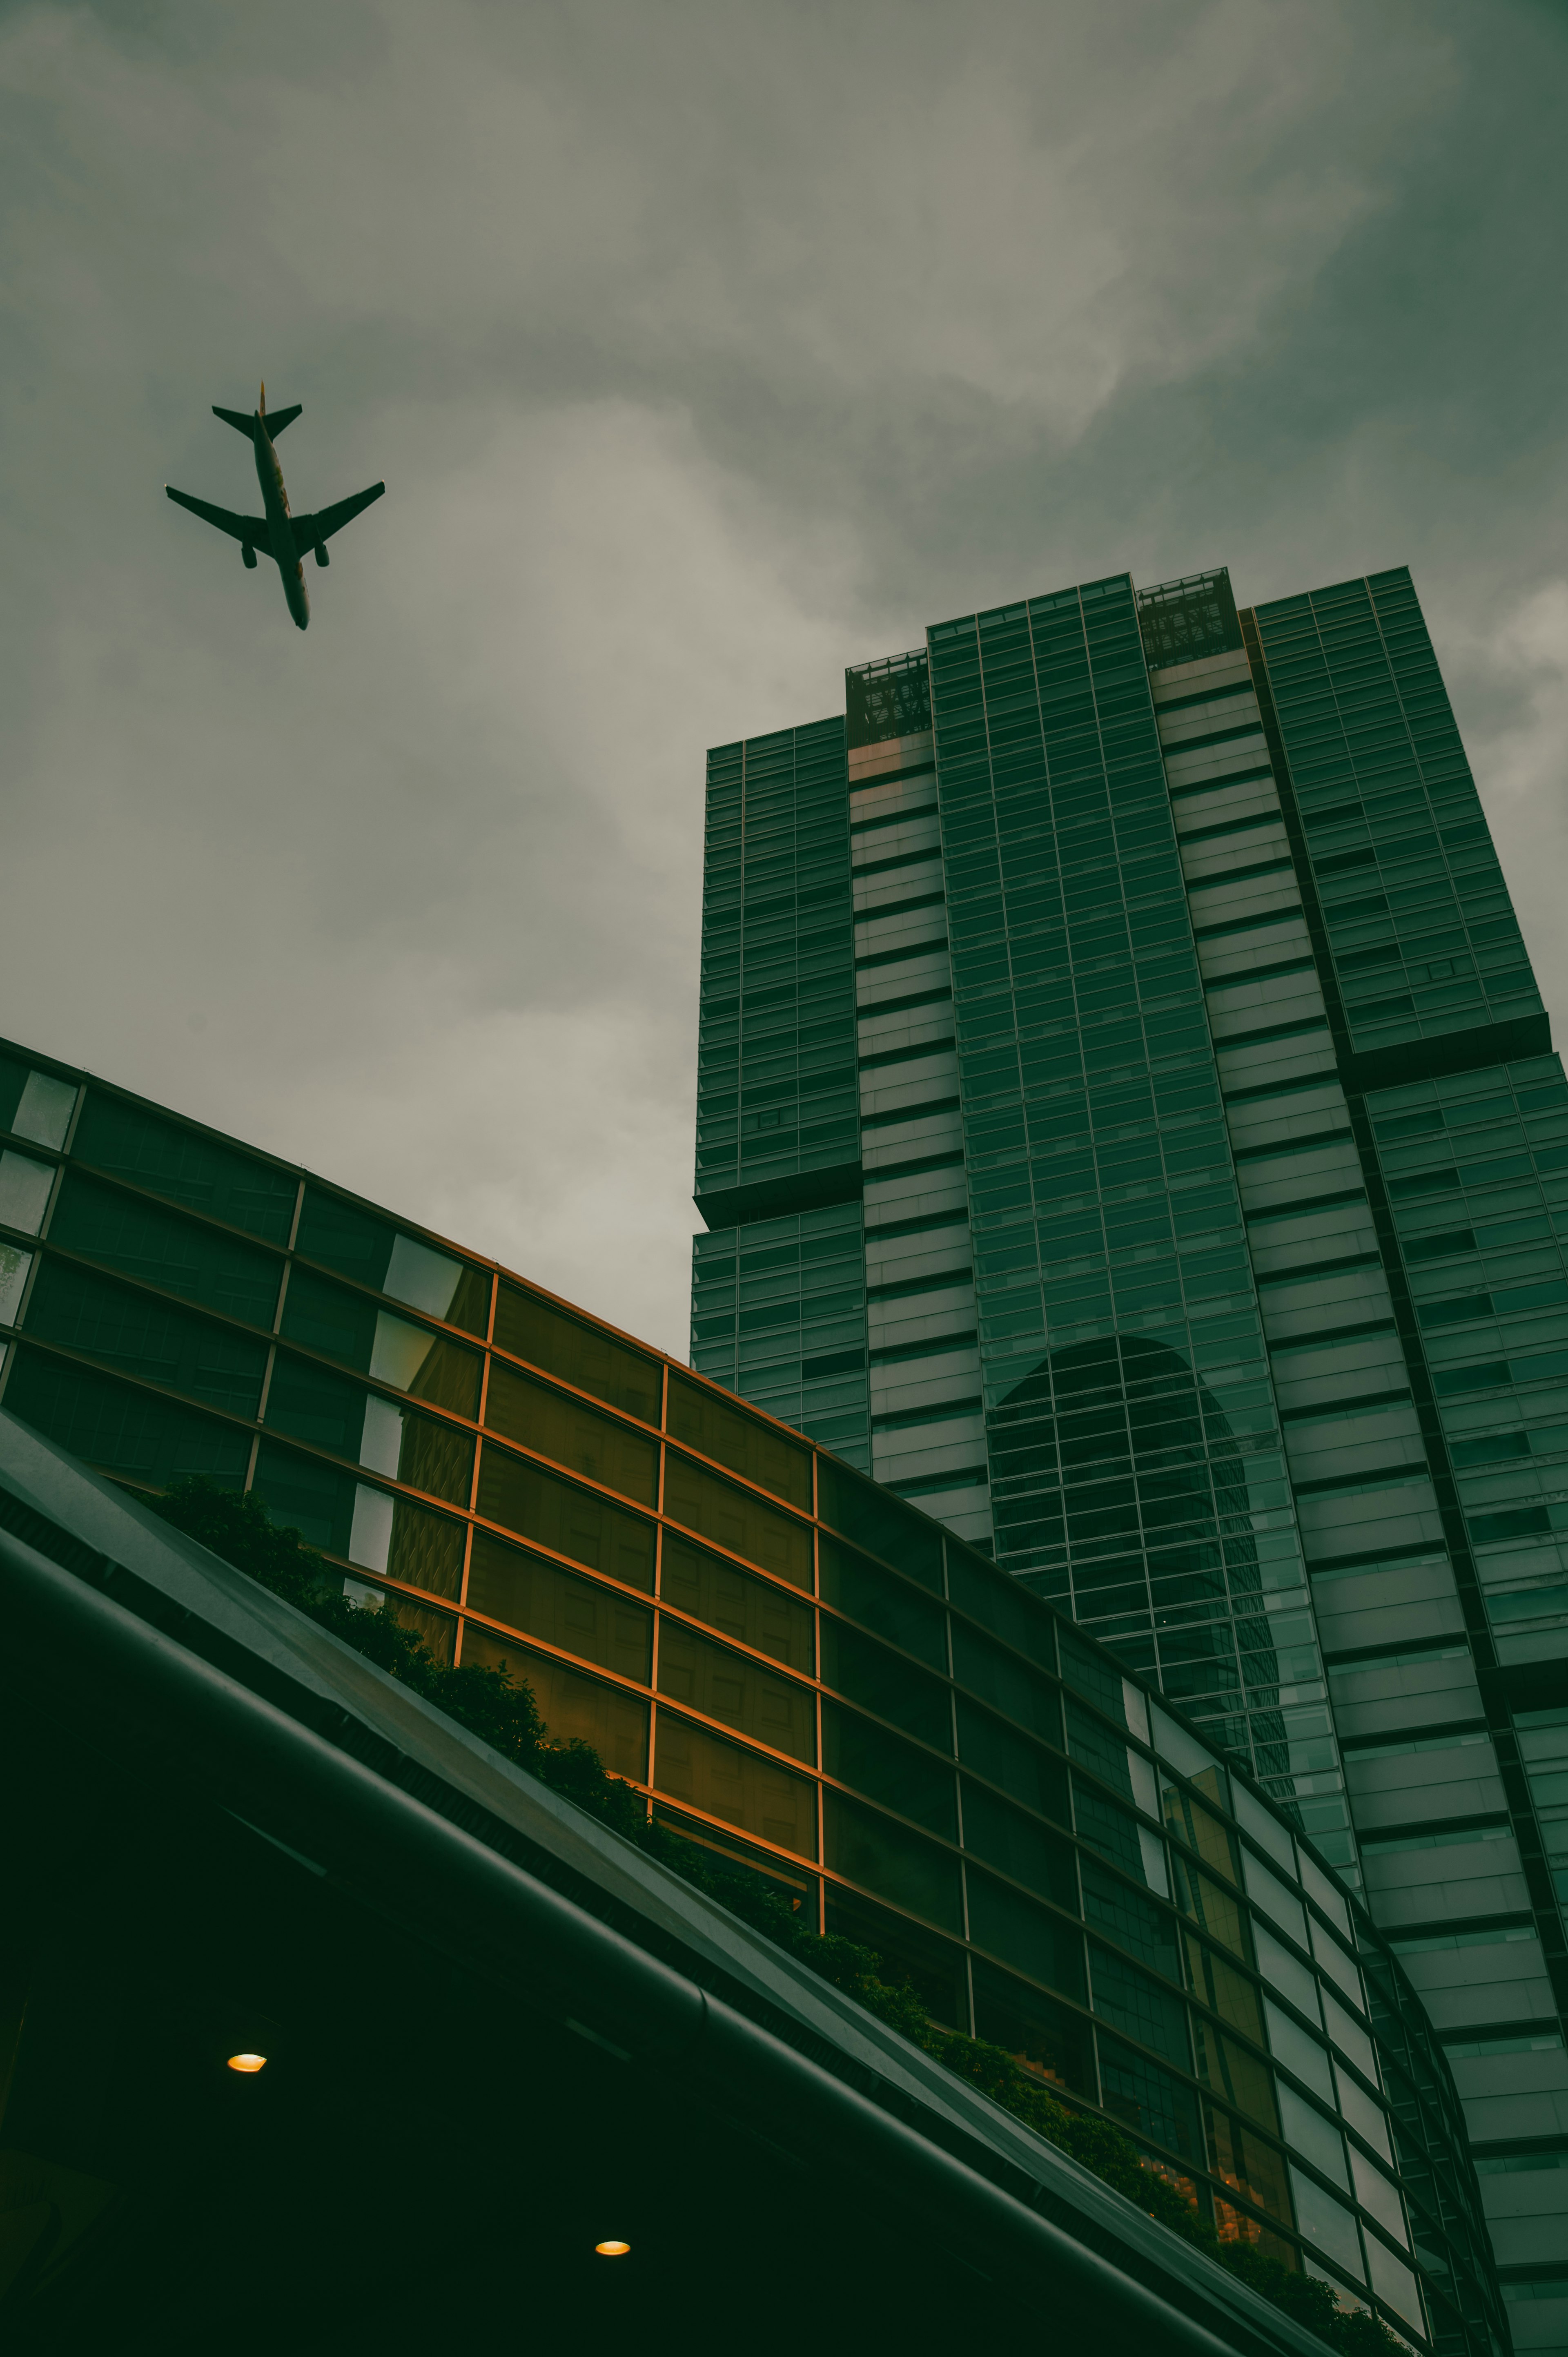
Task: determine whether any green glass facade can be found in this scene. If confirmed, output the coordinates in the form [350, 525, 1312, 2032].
[0, 1033, 1504, 2353]
[691, 562, 1568, 2342]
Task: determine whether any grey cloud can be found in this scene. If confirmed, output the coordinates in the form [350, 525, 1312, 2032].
[2, 0, 1564, 1354]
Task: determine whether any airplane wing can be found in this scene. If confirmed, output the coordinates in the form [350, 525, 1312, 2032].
[289, 482, 385, 554]
[166, 485, 273, 555]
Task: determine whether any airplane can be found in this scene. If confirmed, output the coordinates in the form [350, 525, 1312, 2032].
[165, 386, 384, 631]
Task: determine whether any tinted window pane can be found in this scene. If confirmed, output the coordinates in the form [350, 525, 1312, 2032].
[1058, 1626, 1129, 1724]
[667, 1370, 812, 1507]
[966, 1869, 1085, 2000]
[663, 1450, 812, 1589]
[72, 1093, 296, 1244]
[1172, 1854, 1251, 1961]
[655, 1714, 817, 1858]
[466, 1531, 651, 1683]
[660, 1534, 814, 1674]
[820, 1617, 951, 1751]
[961, 1780, 1077, 1910]
[1205, 2105, 1294, 2225]
[3, 1348, 248, 1488]
[1065, 1697, 1136, 1800]
[823, 1791, 962, 1932]
[281, 1266, 480, 1416]
[1098, 2033, 1202, 2162]
[1089, 1940, 1189, 2069]
[484, 1361, 658, 1505]
[251, 1441, 464, 1597]
[951, 1621, 1060, 1746]
[820, 1535, 947, 1669]
[464, 1627, 648, 1779]
[822, 1700, 956, 1839]
[265, 1355, 473, 1506]
[50, 1171, 281, 1328]
[972, 1960, 1096, 2098]
[1192, 2020, 1278, 2133]
[494, 1281, 661, 1422]
[1162, 1782, 1238, 1882]
[476, 1443, 655, 1590]
[947, 1548, 1057, 1672]
[658, 1622, 815, 1764]
[955, 1698, 1070, 1826]
[1073, 1776, 1147, 1880]
[817, 1456, 943, 1589]
[24, 1260, 266, 1418]
[823, 1889, 968, 2031]
[1081, 1856, 1182, 1981]
[1185, 1933, 1264, 2043]
[294, 1188, 488, 1332]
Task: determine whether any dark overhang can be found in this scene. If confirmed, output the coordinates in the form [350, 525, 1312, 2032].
[0, 1414, 1337, 2357]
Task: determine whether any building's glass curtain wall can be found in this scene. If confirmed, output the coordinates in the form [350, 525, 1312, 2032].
[690, 720, 871, 1469]
[923, 573, 1340, 1866]
[0, 1038, 1500, 2357]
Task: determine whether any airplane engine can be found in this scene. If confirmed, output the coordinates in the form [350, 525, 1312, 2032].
[242, 544, 258, 570]
[314, 543, 330, 567]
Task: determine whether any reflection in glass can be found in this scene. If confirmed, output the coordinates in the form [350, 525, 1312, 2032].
[11, 1070, 76, 1151]
[0, 1151, 56, 1236]
[0, 1240, 29, 1325]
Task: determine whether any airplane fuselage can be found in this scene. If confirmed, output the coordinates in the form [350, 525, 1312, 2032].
[253, 416, 310, 630]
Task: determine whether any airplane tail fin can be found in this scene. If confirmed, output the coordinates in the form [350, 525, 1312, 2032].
[213, 401, 302, 438]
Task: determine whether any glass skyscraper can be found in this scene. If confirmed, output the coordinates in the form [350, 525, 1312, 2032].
[690, 563, 1568, 2341]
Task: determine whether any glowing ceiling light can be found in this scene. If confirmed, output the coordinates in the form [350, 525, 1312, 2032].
[227, 2052, 267, 2074]
[594, 2241, 631, 2258]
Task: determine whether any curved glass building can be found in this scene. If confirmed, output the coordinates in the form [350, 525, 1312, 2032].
[0, 1035, 1504, 2353]
[689, 561, 1568, 2345]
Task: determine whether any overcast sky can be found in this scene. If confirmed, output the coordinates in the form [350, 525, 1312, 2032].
[3, 0, 1566, 1357]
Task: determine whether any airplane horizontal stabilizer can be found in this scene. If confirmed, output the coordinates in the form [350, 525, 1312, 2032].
[288, 480, 385, 554]
[212, 402, 302, 438]
[165, 485, 273, 556]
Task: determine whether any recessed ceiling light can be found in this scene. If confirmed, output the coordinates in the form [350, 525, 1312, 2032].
[227, 2053, 267, 2074]
[594, 2241, 631, 2258]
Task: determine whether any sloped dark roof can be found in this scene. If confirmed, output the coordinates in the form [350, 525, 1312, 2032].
[0, 1409, 1333, 2357]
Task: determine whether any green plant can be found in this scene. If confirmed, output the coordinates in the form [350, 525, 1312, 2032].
[147, 1481, 1400, 2353]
